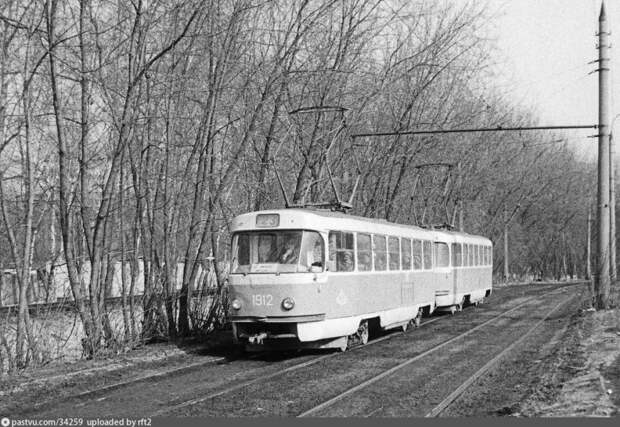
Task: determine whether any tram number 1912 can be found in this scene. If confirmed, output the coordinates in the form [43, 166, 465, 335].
[252, 294, 273, 306]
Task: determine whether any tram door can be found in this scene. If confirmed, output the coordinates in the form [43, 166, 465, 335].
[433, 241, 452, 295]
[401, 237, 414, 304]
[451, 242, 462, 304]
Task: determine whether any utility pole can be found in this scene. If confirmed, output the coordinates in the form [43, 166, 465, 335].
[458, 162, 464, 231]
[610, 131, 616, 283]
[503, 205, 509, 282]
[562, 232, 568, 279]
[586, 208, 592, 280]
[596, 1, 611, 309]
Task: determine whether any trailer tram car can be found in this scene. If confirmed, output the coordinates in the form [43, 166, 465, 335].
[227, 209, 492, 351]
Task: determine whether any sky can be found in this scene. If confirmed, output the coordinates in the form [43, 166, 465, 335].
[468, 0, 619, 160]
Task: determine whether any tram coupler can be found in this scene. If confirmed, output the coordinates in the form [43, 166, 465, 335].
[248, 332, 268, 345]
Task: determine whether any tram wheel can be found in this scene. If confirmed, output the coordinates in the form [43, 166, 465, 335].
[356, 320, 369, 345]
[450, 305, 457, 315]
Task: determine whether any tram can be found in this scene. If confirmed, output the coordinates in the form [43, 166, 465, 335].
[227, 208, 492, 351]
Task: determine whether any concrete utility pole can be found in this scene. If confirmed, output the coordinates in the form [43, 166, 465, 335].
[610, 131, 616, 283]
[458, 162, 464, 232]
[586, 208, 592, 280]
[503, 205, 509, 282]
[596, 1, 611, 309]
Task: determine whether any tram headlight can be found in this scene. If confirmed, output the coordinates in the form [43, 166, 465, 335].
[231, 298, 242, 310]
[281, 297, 295, 311]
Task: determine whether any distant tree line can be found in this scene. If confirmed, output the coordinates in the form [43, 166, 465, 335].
[0, 0, 597, 370]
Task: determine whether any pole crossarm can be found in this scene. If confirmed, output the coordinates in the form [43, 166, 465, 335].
[351, 125, 598, 139]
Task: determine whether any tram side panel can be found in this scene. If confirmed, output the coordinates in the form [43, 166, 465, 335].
[452, 243, 493, 305]
[319, 270, 435, 332]
[456, 267, 484, 304]
[407, 271, 438, 312]
[456, 266, 493, 303]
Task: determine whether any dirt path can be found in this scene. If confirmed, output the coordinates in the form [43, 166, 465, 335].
[518, 306, 620, 417]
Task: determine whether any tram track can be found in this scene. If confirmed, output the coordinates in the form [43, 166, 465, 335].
[297, 287, 576, 417]
[157, 284, 579, 417]
[14, 312, 441, 417]
[16, 355, 227, 414]
[13, 283, 578, 404]
[13, 281, 584, 418]
[151, 316, 443, 416]
[424, 293, 574, 417]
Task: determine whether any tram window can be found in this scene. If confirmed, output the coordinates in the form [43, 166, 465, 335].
[357, 233, 372, 271]
[463, 244, 469, 266]
[258, 234, 277, 263]
[237, 234, 250, 267]
[373, 235, 387, 271]
[412, 239, 422, 270]
[463, 244, 468, 265]
[451, 243, 462, 267]
[388, 237, 400, 270]
[478, 245, 483, 266]
[300, 232, 324, 271]
[468, 244, 474, 266]
[328, 231, 355, 272]
[473, 245, 479, 266]
[423, 240, 432, 269]
[231, 231, 323, 274]
[401, 238, 412, 270]
[434, 242, 450, 268]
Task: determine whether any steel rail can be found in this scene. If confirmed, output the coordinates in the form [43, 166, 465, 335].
[27, 282, 581, 417]
[297, 287, 572, 417]
[424, 293, 575, 417]
[73, 356, 229, 407]
[20, 316, 441, 416]
[20, 355, 227, 414]
[12, 351, 222, 392]
[152, 317, 443, 416]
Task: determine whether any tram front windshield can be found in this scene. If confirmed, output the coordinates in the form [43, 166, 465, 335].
[232, 230, 324, 274]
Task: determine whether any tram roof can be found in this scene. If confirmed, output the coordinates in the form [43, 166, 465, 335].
[231, 208, 491, 244]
